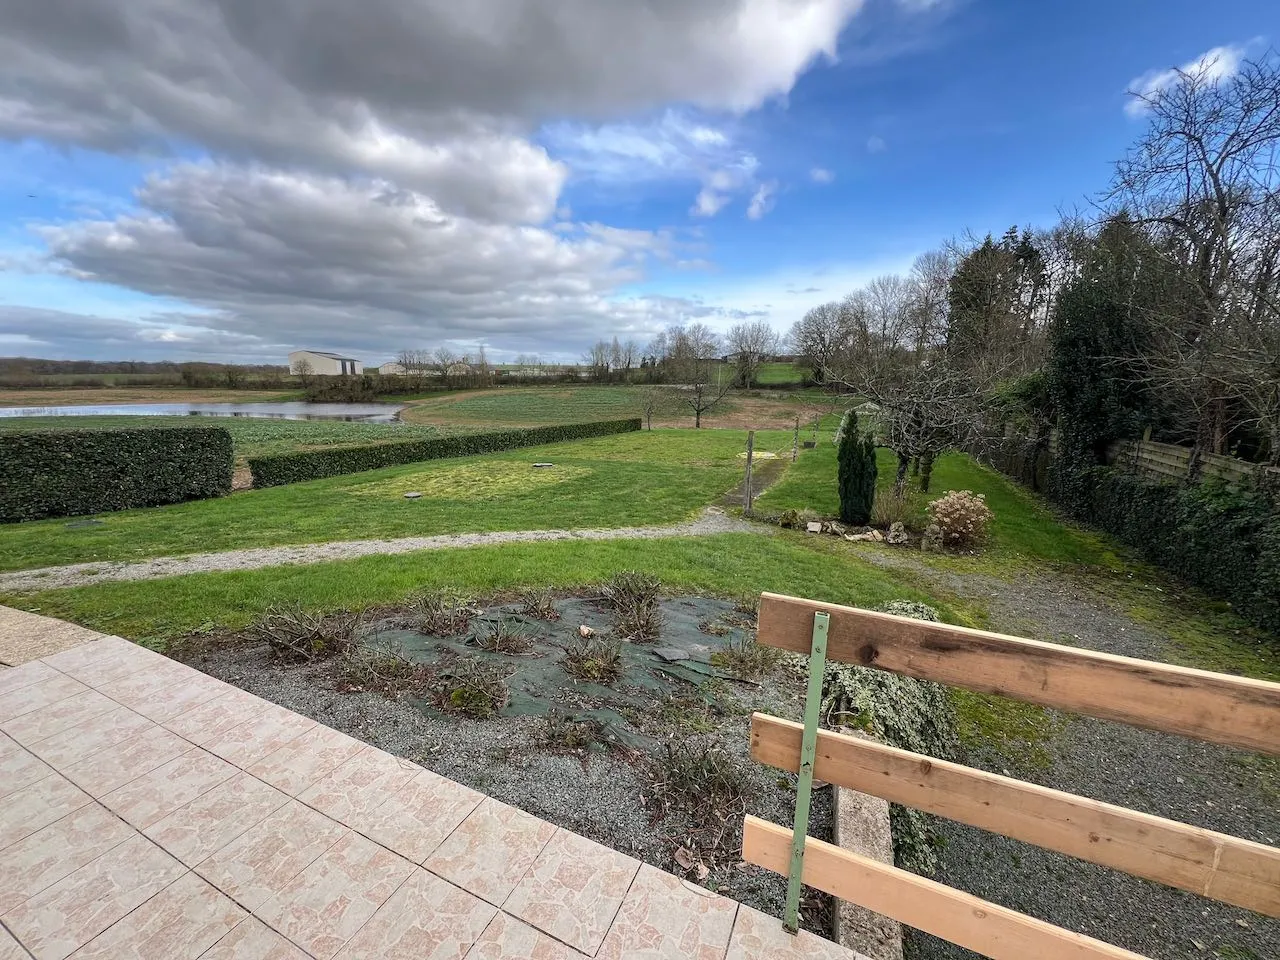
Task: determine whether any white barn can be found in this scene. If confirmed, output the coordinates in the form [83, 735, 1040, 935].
[289, 350, 363, 376]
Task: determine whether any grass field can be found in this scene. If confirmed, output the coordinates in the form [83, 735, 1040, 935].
[756, 440, 1121, 568]
[3, 533, 948, 643]
[0, 415, 453, 465]
[400, 387, 657, 426]
[753, 361, 806, 385]
[0, 429, 790, 571]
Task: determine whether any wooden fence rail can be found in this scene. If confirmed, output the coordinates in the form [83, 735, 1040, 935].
[742, 593, 1280, 960]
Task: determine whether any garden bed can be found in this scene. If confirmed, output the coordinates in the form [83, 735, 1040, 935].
[174, 589, 838, 937]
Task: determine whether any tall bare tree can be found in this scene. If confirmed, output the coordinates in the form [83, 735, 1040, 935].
[726, 320, 781, 386]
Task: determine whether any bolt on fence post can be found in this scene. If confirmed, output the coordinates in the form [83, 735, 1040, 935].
[783, 610, 829, 935]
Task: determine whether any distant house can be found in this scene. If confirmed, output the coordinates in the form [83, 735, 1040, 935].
[289, 350, 363, 376]
[377, 361, 406, 375]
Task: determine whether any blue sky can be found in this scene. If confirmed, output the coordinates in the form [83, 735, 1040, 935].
[0, 0, 1274, 363]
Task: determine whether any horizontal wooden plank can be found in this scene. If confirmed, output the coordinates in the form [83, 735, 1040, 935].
[756, 594, 1280, 755]
[751, 714, 1280, 916]
[743, 816, 1149, 960]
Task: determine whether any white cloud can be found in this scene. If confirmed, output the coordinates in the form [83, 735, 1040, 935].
[866, 135, 887, 153]
[809, 167, 835, 184]
[1125, 43, 1249, 116]
[746, 181, 778, 220]
[543, 111, 741, 183]
[692, 188, 730, 217]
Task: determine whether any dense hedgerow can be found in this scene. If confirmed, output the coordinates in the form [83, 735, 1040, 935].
[248, 418, 641, 487]
[0, 427, 233, 523]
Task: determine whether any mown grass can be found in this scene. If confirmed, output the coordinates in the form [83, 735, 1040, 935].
[753, 362, 806, 385]
[0, 429, 790, 571]
[4, 533, 948, 644]
[401, 386, 684, 426]
[757, 441, 1120, 568]
[0, 415, 451, 465]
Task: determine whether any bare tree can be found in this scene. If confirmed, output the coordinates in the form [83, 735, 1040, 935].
[638, 384, 671, 429]
[432, 347, 457, 388]
[726, 320, 781, 386]
[1112, 51, 1280, 459]
[291, 356, 314, 387]
[788, 302, 849, 382]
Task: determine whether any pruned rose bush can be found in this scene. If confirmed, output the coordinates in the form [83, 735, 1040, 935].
[926, 490, 993, 549]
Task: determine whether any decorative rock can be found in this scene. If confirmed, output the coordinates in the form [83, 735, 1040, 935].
[806, 521, 823, 534]
[578, 624, 596, 638]
[886, 522, 909, 545]
[870, 529, 885, 542]
[921, 523, 944, 552]
[827, 521, 847, 536]
[403, 492, 423, 499]
[651, 647, 690, 662]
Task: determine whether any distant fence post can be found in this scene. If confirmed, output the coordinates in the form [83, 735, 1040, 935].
[792, 417, 799, 462]
[745, 430, 755, 515]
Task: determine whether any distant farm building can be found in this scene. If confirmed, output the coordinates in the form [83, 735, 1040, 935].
[377, 361, 406, 375]
[289, 351, 363, 376]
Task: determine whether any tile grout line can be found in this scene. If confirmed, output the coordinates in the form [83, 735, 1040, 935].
[587, 853, 644, 958]
[0, 915, 36, 960]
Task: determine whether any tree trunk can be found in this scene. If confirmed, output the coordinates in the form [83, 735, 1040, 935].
[894, 453, 910, 496]
[695, 407, 702, 428]
[910, 457, 920, 477]
[919, 451, 935, 493]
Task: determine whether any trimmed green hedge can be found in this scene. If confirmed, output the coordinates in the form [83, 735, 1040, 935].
[248, 418, 642, 487]
[1081, 467, 1280, 635]
[0, 427, 233, 523]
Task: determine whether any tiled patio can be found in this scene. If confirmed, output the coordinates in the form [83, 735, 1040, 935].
[0, 630, 865, 959]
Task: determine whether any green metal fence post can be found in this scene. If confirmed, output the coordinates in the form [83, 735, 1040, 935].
[783, 610, 830, 934]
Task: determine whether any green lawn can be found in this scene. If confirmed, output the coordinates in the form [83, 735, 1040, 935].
[0, 429, 788, 571]
[4, 533, 949, 643]
[0, 415, 453, 465]
[401, 386, 682, 426]
[754, 362, 806, 385]
[756, 442, 1120, 567]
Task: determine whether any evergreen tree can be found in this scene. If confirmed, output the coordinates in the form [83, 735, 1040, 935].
[837, 409, 878, 525]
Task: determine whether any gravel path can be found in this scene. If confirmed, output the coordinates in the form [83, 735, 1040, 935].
[859, 550, 1280, 960]
[0, 508, 759, 592]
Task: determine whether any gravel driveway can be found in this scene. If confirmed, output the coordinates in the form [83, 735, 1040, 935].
[859, 552, 1280, 960]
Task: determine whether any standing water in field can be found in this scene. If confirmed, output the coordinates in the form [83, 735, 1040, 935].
[0, 402, 404, 422]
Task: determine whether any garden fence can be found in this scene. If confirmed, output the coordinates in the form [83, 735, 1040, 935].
[742, 593, 1280, 959]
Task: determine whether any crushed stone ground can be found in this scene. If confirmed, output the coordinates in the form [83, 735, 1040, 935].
[0, 508, 759, 592]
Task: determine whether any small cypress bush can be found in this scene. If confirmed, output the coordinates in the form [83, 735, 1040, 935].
[0, 426, 233, 523]
[836, 409, 878, 526]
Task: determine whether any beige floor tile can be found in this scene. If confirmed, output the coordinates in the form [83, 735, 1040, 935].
[163, 689, 274, 746]
[202, 706, 317, 769]
[426, 799, 557, 907]
[0, 774, 92, 850]
[69, 871, 246, 960]
[195, 800, 346, 911]
[725, 904, 864, 959]
[27, 704, 155, 769]
[146, 773, 288, 868]
[0, 923, 26, 960]
[595, 864, 736, 960]
[44, 638, 164, 687]
[297, 746, 421, 827]
[99, 665, 230, 724]
[502, 830, 639, 955]
[197, 917, 310, 960]
[101, 749, 237, 829]
[465, 912, 586, 960]
[334, 867, 494, 960]
[248, 725, 366, 797]
[1, 834, 184, 960]
[0, 661, 62, 698]
[356, 769, 483, 864]
[1, 689, 117, 747]
[0, 674, 89, 724]
[253, 832, 414, 960]
[61, 726, 192, 797]
[0, 803, 135, 914]
[0, 740, 55, 801]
